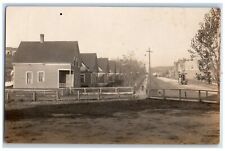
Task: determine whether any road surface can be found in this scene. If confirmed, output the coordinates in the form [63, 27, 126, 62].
[150, 77, 217, 91]
[136, 76, 218, 100]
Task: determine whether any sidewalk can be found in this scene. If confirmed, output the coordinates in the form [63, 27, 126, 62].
[135, 76, 148, 99]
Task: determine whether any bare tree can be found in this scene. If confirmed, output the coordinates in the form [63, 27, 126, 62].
[113, 53, 146, 87]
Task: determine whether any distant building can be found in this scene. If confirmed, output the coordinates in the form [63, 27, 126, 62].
[184, 59, 200, 79]
[173, 58, 200, 80]
[13, 34, 81, 88]
[80, 53, 99, 87]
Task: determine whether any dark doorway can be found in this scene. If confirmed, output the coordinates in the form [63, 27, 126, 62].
[59, 70, 70, 88]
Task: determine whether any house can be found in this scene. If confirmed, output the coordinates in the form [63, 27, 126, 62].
[97, 58, 109, 86]
[80, 53, 99, 87]
[6, 47, 17, 56]
[5, 48, 16, 82]
[183, 58, 200, 79]
[173, 58, 200, 80]
[108, 60, 117, 84]
[12, 34, 81, 88]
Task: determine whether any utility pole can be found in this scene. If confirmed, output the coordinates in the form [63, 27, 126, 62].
[146, 48, 152, 90]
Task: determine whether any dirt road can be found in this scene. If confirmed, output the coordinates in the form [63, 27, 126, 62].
[150, 76, 217, 90]
[5, 99, 219, 144]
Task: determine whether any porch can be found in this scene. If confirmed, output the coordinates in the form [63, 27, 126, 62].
[58, 70, 74, 88]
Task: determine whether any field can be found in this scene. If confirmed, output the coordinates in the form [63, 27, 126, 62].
[4, 99, 219, 144]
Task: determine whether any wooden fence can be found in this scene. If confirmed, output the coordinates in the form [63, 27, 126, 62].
[148, 89, 219, 103]
[5, 87, 134, 102]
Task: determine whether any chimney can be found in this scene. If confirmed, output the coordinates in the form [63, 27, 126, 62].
[40, 34, 44, 43]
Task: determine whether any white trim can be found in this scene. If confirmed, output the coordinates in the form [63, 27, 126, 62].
[80, 62, 90, 72]
[25, 71, 33, 85]
[37, 71, 45, 83]
[98, 67, 103, 72]
[58, 69, 72, 88]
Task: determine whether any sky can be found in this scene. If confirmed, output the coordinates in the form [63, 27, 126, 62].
[6, 7, 210, 67]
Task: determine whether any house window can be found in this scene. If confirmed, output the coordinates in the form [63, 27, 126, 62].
[26, 71, 33, 84]
[80, 74, 85, 83]
[38, 71, 45, 82]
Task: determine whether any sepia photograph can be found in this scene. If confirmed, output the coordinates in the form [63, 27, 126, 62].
[4, 6, 221, 144]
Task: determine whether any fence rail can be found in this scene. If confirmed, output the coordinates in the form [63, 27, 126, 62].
[5, 87, 219, 104]
[148, 89, 219, 103]
[5, 87, 134, 103]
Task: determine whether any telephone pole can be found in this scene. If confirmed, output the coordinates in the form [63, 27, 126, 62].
[146, 48, 152, 90]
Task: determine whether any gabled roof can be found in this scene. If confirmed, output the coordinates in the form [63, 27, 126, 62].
[97, 58, 109, 73]
[13, 41, 80, 63]
[80, 53, 98, 72]
[109, 60, 116, 73]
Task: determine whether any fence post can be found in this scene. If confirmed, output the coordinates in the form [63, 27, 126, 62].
[98, 89, 100, 100]
[100, 88, 102, 99]
[179, 89, 181, 101]
[117, 88, 120, 98]
[132, 87, 135, 99]
[56, 90, 59, 101]
[61, 89, 64, 96]
[217, 91, 219, 103]
[163, 89, 166, 100]
[77, 90, 80, 101]
[32, 91, 36, 101]
[198, 90, 202, 102]
[69, 87, 71, 95]
[184, 91, 187, 99]
[6, 91, 9, 101]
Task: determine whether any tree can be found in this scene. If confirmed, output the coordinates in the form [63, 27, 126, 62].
[113, 53, 146, 86]
[188, 8, 221, 89]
